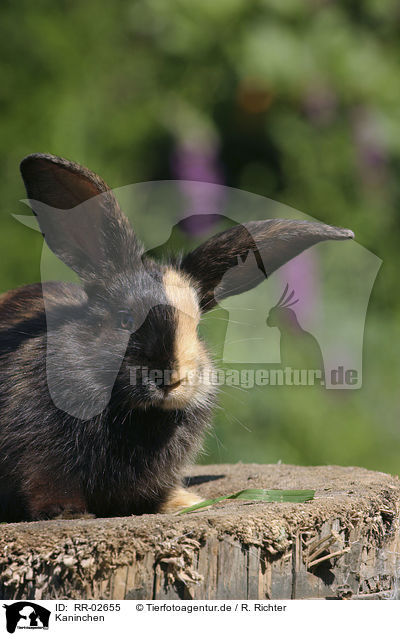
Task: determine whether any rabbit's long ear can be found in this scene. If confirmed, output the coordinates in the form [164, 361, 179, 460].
[181, 219, 354, 311]
[20, 153, 141, 283]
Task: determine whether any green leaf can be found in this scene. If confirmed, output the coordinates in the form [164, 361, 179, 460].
[177, 488, 315, 514]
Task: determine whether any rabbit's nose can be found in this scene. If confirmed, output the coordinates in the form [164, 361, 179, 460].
[161, 369, 188, 395]
[162, 378, 183, 395]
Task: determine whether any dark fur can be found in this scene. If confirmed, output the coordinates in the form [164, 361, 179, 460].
[0, 279, 214, 521]
[0, 154, 353, 521]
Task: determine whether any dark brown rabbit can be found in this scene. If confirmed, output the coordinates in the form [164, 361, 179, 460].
[0, 154, 354, 521]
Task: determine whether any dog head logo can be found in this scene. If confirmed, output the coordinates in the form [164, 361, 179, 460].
[3, 602, 50, 633]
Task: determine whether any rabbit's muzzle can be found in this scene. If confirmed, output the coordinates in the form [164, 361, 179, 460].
[123, 267, 214, 410]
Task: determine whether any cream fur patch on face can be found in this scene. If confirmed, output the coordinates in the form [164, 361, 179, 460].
[161, 268, 210, 409]
[163, 269, 200, 322]
[163, 268, 201, 376]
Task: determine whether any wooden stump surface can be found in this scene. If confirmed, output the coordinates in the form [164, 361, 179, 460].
[1, 463, 399, 600]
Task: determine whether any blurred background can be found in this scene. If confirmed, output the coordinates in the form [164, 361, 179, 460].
[1, 0, 399, 472]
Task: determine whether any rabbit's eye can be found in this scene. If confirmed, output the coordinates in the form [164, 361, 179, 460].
[119, 311, 134, 331]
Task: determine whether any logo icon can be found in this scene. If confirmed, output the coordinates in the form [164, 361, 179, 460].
[3, 602, 50, 633]
[266, 284, 324, 372]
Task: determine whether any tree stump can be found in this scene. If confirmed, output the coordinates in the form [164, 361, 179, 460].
[0, 464, 399, 600]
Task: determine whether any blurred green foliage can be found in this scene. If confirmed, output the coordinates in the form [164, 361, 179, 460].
[0, 0, 399, 472]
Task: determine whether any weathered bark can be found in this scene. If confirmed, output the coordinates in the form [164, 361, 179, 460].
[0, 464, 399, 600]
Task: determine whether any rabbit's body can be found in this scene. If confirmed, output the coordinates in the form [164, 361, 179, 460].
[0, 279, 213, 521]
[0, 153, 354, 521]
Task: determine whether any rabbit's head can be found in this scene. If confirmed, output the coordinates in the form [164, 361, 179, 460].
[20, 154, 354, 416]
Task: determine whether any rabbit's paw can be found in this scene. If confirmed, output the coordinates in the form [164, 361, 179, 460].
[159, 487, 204, 513]
[30, 505, 90, 520]
[32, 503, 92, 521]
[54, 509, 95, 520]
[25, 481, 89, 520]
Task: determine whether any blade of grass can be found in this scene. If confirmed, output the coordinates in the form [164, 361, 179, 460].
[177, 488, 315, 514]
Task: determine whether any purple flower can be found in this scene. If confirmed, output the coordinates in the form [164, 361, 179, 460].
[170, 139, 225, 236]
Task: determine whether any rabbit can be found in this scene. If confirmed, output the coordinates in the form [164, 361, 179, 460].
[0, 153, 354, 521]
